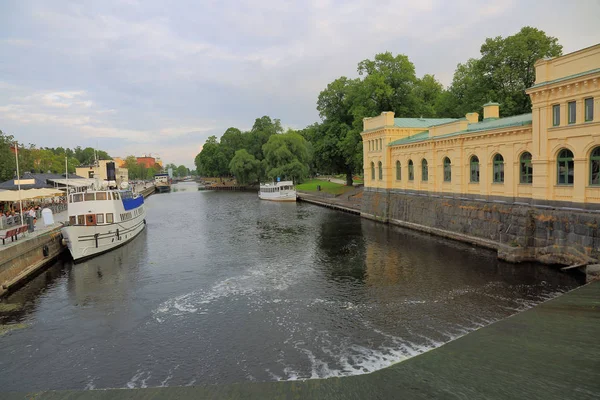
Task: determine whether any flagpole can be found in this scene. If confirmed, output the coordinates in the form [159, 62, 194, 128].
[14, 142, 23, 223]
[65, 156, 69, 204]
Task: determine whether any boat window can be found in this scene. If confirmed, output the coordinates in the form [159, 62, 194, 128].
[84, 193, 95, 201]
[69, 216, 76, 225]
[77, 215, 85, 225]
[96, 192, 107, 200]
[113, 192, 120, 200]
[96, 213, 104, 224]
[73, 193, 83, 203]
[106, 213, 114, 223]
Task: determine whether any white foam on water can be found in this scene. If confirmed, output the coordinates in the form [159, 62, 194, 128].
[84, 377, 96, 390]
[152, 259, 311, 321]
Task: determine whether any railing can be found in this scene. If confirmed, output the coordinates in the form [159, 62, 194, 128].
[0, 204, 67, 230]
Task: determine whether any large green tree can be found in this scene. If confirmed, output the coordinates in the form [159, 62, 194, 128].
[262, 131, 310, 182]
[229, 149, 260, 184]
[244, 116, 283, 161]
[194, 135, 229, 177]
[442, 27, 562, 117]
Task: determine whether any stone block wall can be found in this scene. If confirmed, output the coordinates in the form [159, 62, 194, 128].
[362, 189, 600, 265]
[0, 228, 65, 296]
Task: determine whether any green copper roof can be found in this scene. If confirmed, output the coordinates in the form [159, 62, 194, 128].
[464, 113, 531, 133]
[393, 118, 457, 128]
[388, 113, 532, 146]
[388, 130, 430, 146]
[529, 68, 600, 89]
[483, 101, 500, 106]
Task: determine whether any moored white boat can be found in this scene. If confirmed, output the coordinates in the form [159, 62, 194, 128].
[61, 183, 146, 262]
[259, 181, 297, 202]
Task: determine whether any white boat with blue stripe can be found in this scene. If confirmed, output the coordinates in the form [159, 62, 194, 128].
[61, 182, 146, 262]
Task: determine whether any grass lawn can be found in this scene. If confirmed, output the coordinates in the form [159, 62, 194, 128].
[296, 179, 354, 195]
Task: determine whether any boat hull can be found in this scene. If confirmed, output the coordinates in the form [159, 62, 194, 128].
[61, 212, 146, 262]
[258, 195, 297, 202]
[155, 184, 171, 193]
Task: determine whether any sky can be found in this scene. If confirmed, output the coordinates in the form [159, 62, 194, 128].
[1, 1, 599, 168]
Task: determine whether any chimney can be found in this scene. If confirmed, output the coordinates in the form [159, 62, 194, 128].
[465, 112, 479, 124]
[483, 102, 500, 120]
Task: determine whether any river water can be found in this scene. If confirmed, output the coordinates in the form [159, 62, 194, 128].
[0, 182, 583, 391]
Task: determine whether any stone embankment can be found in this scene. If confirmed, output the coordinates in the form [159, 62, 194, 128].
[0, 225, 64, 298]
[362, 189, 600, 271]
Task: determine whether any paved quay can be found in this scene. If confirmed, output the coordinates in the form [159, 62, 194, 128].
[8, 280, 599, 399]
[297, 187, 363, 214]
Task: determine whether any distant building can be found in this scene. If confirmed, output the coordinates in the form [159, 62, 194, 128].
[137, 156, 157, 168]
[362, 43, 600, 207]
[112, 157, 126, 168]
[75, 160, 129, 186]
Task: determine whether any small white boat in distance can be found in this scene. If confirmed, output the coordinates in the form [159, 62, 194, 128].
[259, 181, 297, 202]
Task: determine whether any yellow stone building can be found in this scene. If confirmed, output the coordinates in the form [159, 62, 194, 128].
[75, 160, 129, 186]
[362, 44, 600, 207]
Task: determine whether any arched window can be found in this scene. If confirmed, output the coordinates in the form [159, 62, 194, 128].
[443, 157, 451, 182]
[371, 162, 375, 180]
[557, 149, 574, 185]
[470, 156, 480, 183]
[396, 160, 401, 180]
[493, 154, 504, 183]
[421, 159, 428, 182]
[408, 160, 414, 181]
[378, 161, 383, 180]
[520, 152, 533, 184]
[591, 147, 600, 185]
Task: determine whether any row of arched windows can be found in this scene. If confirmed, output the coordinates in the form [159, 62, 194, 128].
[370, 147, 600, 185]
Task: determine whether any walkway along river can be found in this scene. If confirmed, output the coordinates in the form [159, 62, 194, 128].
[0, 182, 584, 392]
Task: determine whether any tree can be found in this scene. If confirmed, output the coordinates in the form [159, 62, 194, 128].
[0, 130, 16, 181]
[244, 116, 283, 161]
[176, 165, 189, 178]
[194, 135, 229, 177]
[316, 77, 364, 185]
[123, 155, 141, 180]
[443, 27, 562, 117]
[262, 131, 310, 182]
[229, 149, 260, 184]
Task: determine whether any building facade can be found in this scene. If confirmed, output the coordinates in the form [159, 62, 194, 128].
[362, 44, 600, 208]
[75, 160, 129, 186]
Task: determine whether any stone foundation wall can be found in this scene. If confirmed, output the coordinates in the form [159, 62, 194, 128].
[0, 228, 65, 296]
[362, 189, 600, 265]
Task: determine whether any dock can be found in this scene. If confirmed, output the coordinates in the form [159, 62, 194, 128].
[297, 190, 361, 215]
[9, 279, 599, 399]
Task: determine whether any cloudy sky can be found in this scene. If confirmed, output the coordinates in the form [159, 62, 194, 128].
[1, 0, 599, 167]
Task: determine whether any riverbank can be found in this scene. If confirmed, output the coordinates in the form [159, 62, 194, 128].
[9, 279, 599, 399]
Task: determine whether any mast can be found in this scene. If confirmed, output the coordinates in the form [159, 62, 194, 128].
[14, 142, 23, 220]
[65, 156, 69, 204]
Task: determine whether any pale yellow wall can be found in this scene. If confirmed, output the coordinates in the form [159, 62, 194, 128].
[362, 43, 600, 205]
[534, 44, 600, 85]
[387, 127, 532, 200]
[527, 44, 600, 204]
[429, 120, 468, 137]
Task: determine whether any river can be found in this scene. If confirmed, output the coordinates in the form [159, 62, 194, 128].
[0, 182, 583, 391]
